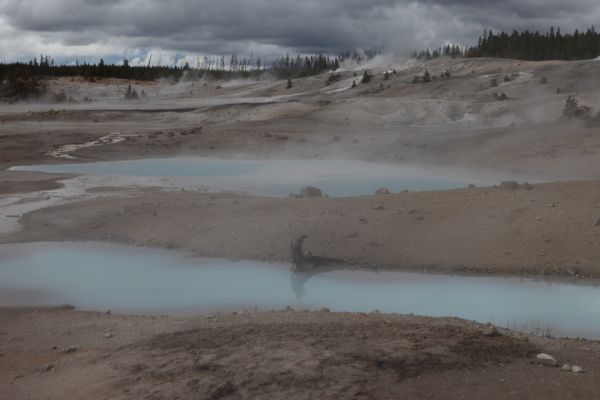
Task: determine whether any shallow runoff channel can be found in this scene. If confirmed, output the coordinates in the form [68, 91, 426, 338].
[10, 157, 553, 197]
[1, 242, 600, 339]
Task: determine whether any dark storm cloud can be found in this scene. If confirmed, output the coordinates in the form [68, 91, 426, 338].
[0, 0, 599, 60]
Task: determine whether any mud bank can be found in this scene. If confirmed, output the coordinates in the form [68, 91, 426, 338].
[4, 179, 600, 278]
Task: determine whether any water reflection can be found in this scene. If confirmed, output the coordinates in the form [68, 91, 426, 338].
[291, 271, 310, 299]
[1, 241, 600, 339]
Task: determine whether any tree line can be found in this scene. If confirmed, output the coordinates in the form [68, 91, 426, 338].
[466, 27, 600, 60]
[0, 52, 340, 99]
[0, 51, 340, 83]
[414, 27, 600, 61]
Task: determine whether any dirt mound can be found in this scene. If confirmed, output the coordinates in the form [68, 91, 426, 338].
[112, 314, 534, 399]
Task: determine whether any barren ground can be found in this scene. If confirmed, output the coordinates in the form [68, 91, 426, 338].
[2, 307, 600, 400]
[2, 57, 600, 398]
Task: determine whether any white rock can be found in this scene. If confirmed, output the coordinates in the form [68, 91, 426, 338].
[536, 353, 558, 366]
[561, 364, 571, 371]
[571, 365, 584, 373]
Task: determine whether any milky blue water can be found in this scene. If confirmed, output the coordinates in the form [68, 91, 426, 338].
[1, 242, 599, 338]
[10, 157, 547, 197]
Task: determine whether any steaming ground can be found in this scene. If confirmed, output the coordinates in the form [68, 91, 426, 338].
[2, 57, 600, 398]
[3, 56, 600, 274]
[2, 57, 600, 178]
[3, 56, 600, 271]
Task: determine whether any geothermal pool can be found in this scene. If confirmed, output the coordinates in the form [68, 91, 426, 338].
[1, 242, 599, 338]
[10, 157, 549, 196]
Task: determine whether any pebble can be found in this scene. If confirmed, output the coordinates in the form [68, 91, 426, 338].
[571, 365, 584, 373]
[536, 353, 558, 367]
[63, 347, 78, 354]
[104, 333, 114, 339]
[561, 364, 571, 371]
[482, 324, 500, 337]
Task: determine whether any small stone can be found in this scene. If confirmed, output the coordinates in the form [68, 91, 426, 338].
[499, 181, 520, 191]
[536, 353, 558, 367]
[373, 205, 385, 210]
[567, 266, 580, 276]
[63, 347, 78, 354]
[547, 203, 557, 208]
[482, 324, 500, 337]
[374, 188, 390, 195]
[299, 186, 323, 198]
[104, 333, 113, 339]
[561, 364, 571, 371]
[571, 365, 584, 373]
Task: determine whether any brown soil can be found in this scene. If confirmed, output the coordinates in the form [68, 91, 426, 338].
[2, 307, 599, 400]
[4, 180, 600, 277]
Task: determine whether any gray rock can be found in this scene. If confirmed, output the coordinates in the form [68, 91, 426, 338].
[482, 324, 500, 337]
[104, 333, 114, 339]
[300, 186, 323, 198]
[536, 353, 558, 367]
[375, 187, 390, 195]
[561, 364, 571, 371]
[499, 181, 520, 191]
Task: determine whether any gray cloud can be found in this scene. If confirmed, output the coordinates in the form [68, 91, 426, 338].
[0, 0, 599, 62]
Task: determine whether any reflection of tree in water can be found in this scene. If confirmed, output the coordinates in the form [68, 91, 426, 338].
[289, 235, 347, 299]
[290, 266, 346, 299]
[291, 271, 312, 299]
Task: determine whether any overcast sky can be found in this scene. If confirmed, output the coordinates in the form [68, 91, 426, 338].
[1, 0, 599, 65]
